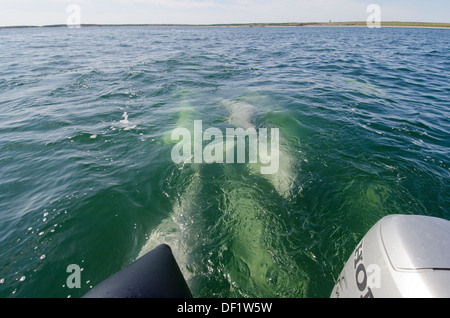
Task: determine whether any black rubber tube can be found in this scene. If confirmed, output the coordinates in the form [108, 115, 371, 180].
[83, 244, 192, 298]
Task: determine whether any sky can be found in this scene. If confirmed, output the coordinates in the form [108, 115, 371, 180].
[0, 0, 449, 27]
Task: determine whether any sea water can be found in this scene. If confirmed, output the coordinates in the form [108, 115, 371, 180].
[0, 26, 448, 297]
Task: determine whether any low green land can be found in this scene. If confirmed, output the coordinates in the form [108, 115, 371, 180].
[1, 21, 449, 29]
[209, 21, 450, 28]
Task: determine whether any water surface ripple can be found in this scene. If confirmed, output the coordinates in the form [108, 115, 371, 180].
[0, 26, 448, 297]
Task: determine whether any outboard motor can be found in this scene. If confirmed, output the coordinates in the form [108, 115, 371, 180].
[83, 244, 192, 298]
[331, 214, 450, 298]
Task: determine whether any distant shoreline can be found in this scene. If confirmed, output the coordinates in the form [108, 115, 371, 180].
[1, 21, 449, 29]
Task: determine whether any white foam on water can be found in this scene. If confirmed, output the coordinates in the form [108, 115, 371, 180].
[115, 111, 136, 130]
[119, 112, 129, 124]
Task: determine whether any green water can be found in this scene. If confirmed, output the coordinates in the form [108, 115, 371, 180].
[0, 26, 448, 298]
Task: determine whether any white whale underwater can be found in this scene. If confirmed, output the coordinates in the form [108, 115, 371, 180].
[138, 95, 300, 296]
[221, 98, 296, 199]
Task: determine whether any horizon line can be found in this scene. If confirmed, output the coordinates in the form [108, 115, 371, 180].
[1, 21, 450, 29]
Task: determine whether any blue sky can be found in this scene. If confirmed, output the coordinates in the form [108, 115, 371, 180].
[0, 0, 449, 26]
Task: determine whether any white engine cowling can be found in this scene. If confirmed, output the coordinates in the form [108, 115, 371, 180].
[331, 214, 450, 298]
